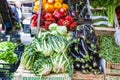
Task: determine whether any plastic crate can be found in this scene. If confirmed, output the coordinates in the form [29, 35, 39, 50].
[67, 0, 92, 25]
[0, 32, 24, 79]
[0, 44, 24, 79]
[0, 32, 21, 43]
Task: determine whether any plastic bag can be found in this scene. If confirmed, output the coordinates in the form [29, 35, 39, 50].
[114, 14, 120, 47]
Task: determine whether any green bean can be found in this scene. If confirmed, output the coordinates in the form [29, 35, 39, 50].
[98, 35, 120, 63]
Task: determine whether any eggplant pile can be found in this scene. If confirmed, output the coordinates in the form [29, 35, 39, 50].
[70, 24, 102, 74]
[68, 0, 90, 19]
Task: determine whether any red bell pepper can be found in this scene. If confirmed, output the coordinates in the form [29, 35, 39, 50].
[59, 8, 68, 17]
[62, 19, 71, 27]
[57, 19, 64, 26]
[65, 15, 73, 22]
[69, 21, 77, 30]
[52, 18, 56, 23]
[31, 14, 38, 21]
[31, 21, 37, 27]
[44, 21, 52, 30]
[44, 13, 53, 21]
[53, 10, 61, 19]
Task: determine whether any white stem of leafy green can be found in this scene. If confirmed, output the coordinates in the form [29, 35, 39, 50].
[62, 52, 73, 80]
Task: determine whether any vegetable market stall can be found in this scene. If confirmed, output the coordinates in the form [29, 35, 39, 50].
[12, 0, 120, 80]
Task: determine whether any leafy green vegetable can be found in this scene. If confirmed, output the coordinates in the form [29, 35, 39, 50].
[57, 26, 67, 36]
[33, 57, 52, 76]
[21, 31, 73, 78]
[21, 43, 38, 70]
[51, 30, 58, 35]
[50, 53, 69, 73]
[0, 42, 18, 64]
[49, 23, 58, 31]
[90, 0, 119, 27]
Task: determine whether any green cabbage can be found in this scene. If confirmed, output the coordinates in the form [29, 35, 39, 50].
[57, 26, 67, 36]
[49, 23, 58, 31]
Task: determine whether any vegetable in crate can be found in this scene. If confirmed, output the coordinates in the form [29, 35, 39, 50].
[98, 35, 120, 63]
[90, 0, 119, 27]
[69, 24, 102, 74]
[68, 0, 89, 18]
[0, 42, 18, 64]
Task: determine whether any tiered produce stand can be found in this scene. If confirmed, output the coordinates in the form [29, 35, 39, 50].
[0, 0, 120, 80]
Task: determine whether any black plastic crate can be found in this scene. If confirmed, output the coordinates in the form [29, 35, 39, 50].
[23, 24, 30, 33]
[0, 32, 21, 43]
[0, 44, 24, 79]
[0, 32, 24, 79]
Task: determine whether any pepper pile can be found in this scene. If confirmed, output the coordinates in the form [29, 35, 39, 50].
[31, 0, 77, 31]
[33, 0, 40, 12]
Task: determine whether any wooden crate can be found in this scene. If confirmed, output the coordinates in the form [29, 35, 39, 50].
[106, 75, 120, 80]
[73, 71, 105, 80]
[13, 65, 105, 80]
[105, 62, 120, 80]
[106, 62, 120, 76]
[13, 65, 71, 80]
[93, 27, 115, 36]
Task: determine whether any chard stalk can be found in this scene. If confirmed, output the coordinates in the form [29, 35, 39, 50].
[107, 5, 115, 27]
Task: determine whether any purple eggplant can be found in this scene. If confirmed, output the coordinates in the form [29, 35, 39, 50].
[71, 10, 78, 17]
[80, 38, 88, 54]
[70, 51, 79, 59]
[73, 61, 82, 70]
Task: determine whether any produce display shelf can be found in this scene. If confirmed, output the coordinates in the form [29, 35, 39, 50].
[106, 62, 120, 76]
[90, 8, 106, 11]
[13, 65, 105, 80]
[13, 65, 70, 80]
[93, 27, 115, 36]
[106, 62, 120, 80]
[73, 71, 105, 80]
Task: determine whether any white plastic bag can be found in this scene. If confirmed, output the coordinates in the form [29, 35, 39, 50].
[114, 14, 120, 47]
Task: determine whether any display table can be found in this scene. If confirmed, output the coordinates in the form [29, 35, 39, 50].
[13, 65, 104, 80]
[13, 65, 70, 80]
